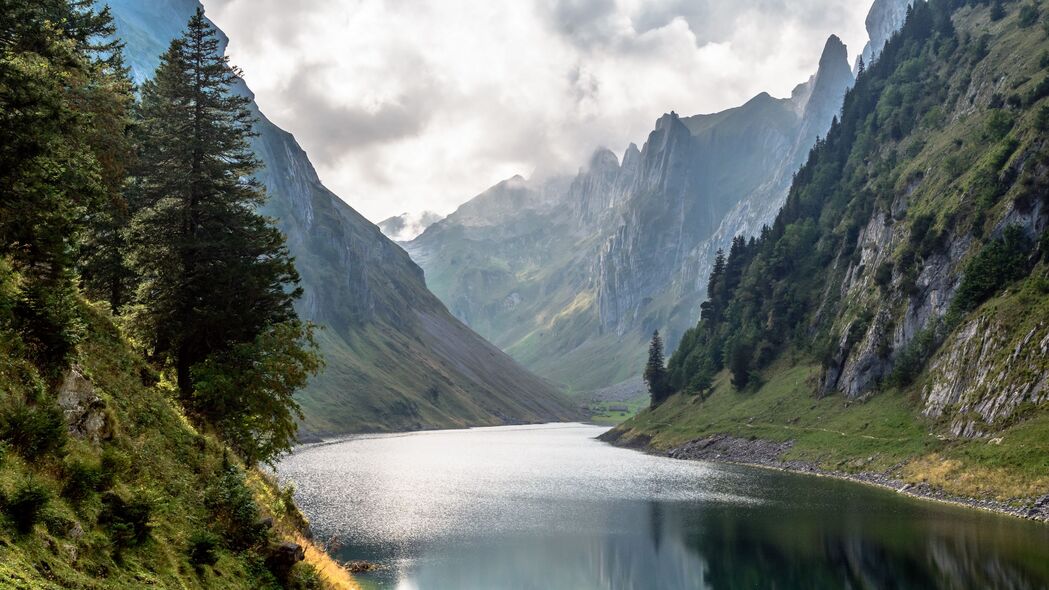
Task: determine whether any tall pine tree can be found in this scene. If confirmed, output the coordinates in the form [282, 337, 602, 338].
[79, 52, 138, 313]
[645, 331, 671, 407]
[129, 9, 318, 464]
[0, 0, 129, 369]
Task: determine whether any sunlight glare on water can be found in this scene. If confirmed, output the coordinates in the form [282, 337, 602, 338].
[278, 423, 1049, 589]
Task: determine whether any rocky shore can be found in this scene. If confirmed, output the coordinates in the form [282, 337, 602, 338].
[600, 430, 1049, 523]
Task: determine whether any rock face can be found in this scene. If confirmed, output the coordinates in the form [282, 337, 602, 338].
[57, 366, 111, 443]
[856, 0, 916, 72]
[106, 0, 579, 434]
[408, 35, 855, 392]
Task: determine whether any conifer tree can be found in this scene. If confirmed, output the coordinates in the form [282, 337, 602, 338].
[645, 331, 670, 407]
[129, 9, 318, 463]
[0, 0, 129, 368]
[79, 53, 139, 313]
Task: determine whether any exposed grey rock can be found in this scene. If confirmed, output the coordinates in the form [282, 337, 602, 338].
[856, 0, 917, 73]
[57, 366, 110, 444]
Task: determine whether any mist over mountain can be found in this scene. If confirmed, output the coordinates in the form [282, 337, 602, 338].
[407, 24, 870, 395]
[105, 0, 578, 434]
[379, 211, 443, 242]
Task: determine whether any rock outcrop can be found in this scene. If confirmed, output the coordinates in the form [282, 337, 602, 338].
[856, 0, 917, 72]
[57, 366, 111, 444]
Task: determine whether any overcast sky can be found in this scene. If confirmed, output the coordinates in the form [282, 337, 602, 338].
[201, 0, 871, 223]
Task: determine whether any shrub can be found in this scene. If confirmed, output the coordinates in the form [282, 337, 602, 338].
[205, 466, 267, 551]
[7, 479, 51, 534]
[1018, 3, 1039, 28]
[1037, 105, 1049, 131]
[990, 0, 1005, 22]
[949, 226, 1033, 319]
[287, 563, 323, 590]
[99, 491, 152, 548]
[1028, 76, 1049, 105]
[0, 398, 67, 460]
[188, 530, 221, 566]
[874, 262, 894, 288]
[62, 459, 102, 503]
[984, 110, 1014, 140]
[98, 447, 131, 490]
[888, 320, 944, 387]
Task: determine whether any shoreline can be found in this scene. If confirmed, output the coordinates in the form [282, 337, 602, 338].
[600, 431, 1049, 524]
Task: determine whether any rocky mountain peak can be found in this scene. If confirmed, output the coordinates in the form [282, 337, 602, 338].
[820, 35, 848, 69]
[655, 110, 682, 131]
[588, 147, 620, 169]
[857, 0, 916, 72]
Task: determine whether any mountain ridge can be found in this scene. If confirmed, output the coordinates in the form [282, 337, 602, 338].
[104, 0, 579, 434]
[407, 29, 859, 396]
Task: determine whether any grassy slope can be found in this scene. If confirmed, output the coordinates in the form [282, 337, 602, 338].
[615, 350, 1049, 499]
[613, 2, 1049, 502]
[0, 303, 357, 589]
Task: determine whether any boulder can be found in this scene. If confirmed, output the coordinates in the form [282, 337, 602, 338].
[266, 541, 305, 581]
[57, 366, 111, 444]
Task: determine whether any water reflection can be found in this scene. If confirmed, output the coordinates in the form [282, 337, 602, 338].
[278, 424, 1049, 589]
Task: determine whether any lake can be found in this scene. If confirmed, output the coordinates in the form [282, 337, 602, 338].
[278, 423, 1049, 589]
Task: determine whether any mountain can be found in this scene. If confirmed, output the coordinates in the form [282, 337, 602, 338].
[608, 0, 1049, 501]
[104, 0, 578, 434]
[378, 211, 443, 242]
[407, 34, 855, 396]
[857, 0, 917, 72]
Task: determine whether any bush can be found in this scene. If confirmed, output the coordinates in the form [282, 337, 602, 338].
[888, 320, 944, 387]
[98, 447, 131, 490]
[99, 491, 152, 548]
[874, 262, 894, 288]
[949, 226, 1033, 318]
[990, 0, 1005, 22]
[1028, 76, 1049, 105]
[287, 563, 324, 590]
[984, 110, 1014, 140]
[188, 530, 221, 566]
[6, 479, 51, 534]
[62, 459, 102, 503]
[0, 398, 67, 460]
[205, 466, 268, 551]
[1018, 3, 1040, 28]
[1037, 105, 1049, 131]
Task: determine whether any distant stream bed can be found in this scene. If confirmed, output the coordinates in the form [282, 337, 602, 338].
[277, 423, 1049, 589]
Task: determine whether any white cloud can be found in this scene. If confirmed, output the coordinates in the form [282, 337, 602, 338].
[201, 0, 870, 222]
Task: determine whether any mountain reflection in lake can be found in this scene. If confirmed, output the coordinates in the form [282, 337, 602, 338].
[277, 423, 1049, 589]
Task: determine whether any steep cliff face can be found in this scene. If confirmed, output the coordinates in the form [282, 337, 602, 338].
[409, 33, 856, 393]
[614, 0, 1049, 499]
[858, 0, 918, 71]
[784, 1, 1049, 439]
[106, 0, 578, 434]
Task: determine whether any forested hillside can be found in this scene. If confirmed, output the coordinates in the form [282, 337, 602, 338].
[0, 3, 352, 587]
[609, 0, 1049, 500]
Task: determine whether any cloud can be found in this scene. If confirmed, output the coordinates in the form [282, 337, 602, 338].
[201, 0, 870, 222]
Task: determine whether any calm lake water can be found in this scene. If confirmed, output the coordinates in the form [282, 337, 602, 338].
[278, 423, 1049, 589]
